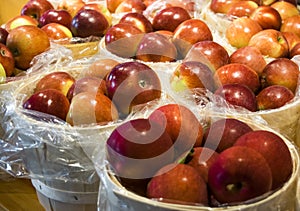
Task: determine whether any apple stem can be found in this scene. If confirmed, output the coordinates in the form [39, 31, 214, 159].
[226, 183, 242, 192]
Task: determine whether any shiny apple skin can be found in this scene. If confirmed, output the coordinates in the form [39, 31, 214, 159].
[290, 42, 300, 57]
[106, 61, 161, 117]
[152, 6, 191, 32]
[21, 0, 54, 21]
[271, 1, 300, 21]
[41, 23, 73, 40]
[39, 9, 73, 29]
[203, 118, 253, 153]
[226, 1, 259, 18]
[135, 32, 177, 62]
[118, 12, 153, 33]
[250, 5, 282, 30]
[71, 9, 109, 38]
[23, 88, 70, 121]
[256, 85, 294, 110]
[104, 23, 145, 58]
[0, 43, 15, 77]
[280, 15, 300, 38]
[0, 28, 9, 45]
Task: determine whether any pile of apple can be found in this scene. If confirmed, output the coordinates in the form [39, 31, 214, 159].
[21, 59, 163, 126]
[105, 103, 294, 207]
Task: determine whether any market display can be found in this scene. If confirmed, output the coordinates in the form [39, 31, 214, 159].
[0, 0, 300, 210]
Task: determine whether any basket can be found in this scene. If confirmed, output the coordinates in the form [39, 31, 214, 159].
[99, 116, 300, 211]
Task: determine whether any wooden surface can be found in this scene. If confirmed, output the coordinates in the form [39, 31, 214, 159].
[0, 172, 45, 211]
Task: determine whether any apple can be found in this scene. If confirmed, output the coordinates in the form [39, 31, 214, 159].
[106, 118, 175, 195]
[0, 43, 15, 77]
[256, 84, 295, 110]
[0, 63, 6, 83]
[260, 58, 299, 93]
[210, 0, 240, 14]
[250, 5, 282, 30]
[214, 83, 258, 112]
[104, 23, 145, 58]
[39, 9, 73, 29]
[214, 63, 260, 93]
[57, 0, 86, 17]
[170, 61, 216, 92]
[282, 31, 300, 55]
[21, 0, 54, 21]
[234, 130, 293, 189]
[208, 146, 273, 204]
[106, 61, 161, 117]
[226, 1, 259, 18]
[106, 0, 123, 13]
[172, 18, 213, 59]
[135, 32, 178, 62]
[152, 6, 191, 32]
[229, 46, 267, 76]
[6, 25, 50, 70]
[71, 9, 109, 38]
[41, 23, 73, 40]
[0, 28, 9, 45]
[66, 92, 119, 126]
[155, 30, 174, 39]
[270, 1, 300, 21]
[84, 58, 119, 79]
[186, 147, 220, 183]
[225, 17, 263, 48]
[290, 42, 300, 57]
[114, 0, 147, 14]
[79, 3, 113, 26]
[147, 163, 208, 205]
[5, 15, 39, 32]
[203, 118, 253, 153]
[34, 71, 76, 96]
[184, 40, 230, 72]
[66, 76, 107, 101]
[118, 12, 153, 33]
[23, 88, 70, 121]
[248, 29, 289, 58]
[148, 103, 204, 155]
[261, 0, 277, 6]
[280, 15, 300, 38]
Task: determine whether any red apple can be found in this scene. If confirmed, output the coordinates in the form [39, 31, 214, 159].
[0, 43, 15, 77]
[71, 9, 109, 38]
[21, 0, 54, 22]
[214, 83, 258, 112]
[260, 57, 299, 93]
[66, 92, 119, 126]
[106, 61, 161, 117]
[229, 46, 267, 76]
[210, 0, 240, 14]
[248, 29, 289, 58]
[0, 28, 9, 45]
[104, 23, 145, 58]
[214, 63, 260, 93]
[256, 84, 295, 110]
[114, 0, 147, 14]
[41, 23, 73, 40]
[66, 76, 107, 101]
[118, 12, 153, 33]
[39, 9, 73, 29]
[250, 5, 282, 30]
[225, 17, 263, 48]
[172, 18, 213, 59]
[5, 15, 39, 33]
[57, 0, 86, 17]
[282, 31, 300, 55]
[271, 1, 300, 21]
[34, 71, 76, 96]
[79, 3, 113, 26]
[152, 6, 191, 32]
[23, 88, 70, 121]
[106, 118, 175, 195]
[148, 103, 204, 155]
[280, 15, 300, 38]
[208, 146, 272, 203]
[170, 61, 216, 92]
[6, 25, 50, 70]
[203, 118, 253, 153]
[135, 32, 177, 62]
[147, 163, 208, 205]
[84, 58, 119, 79]
[234, 130, 293, 189]
[187, 147, 220, 183]
[184, 40, 230, 72]
[226, 1, 259, 18]
[290, 42, 300, 57]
